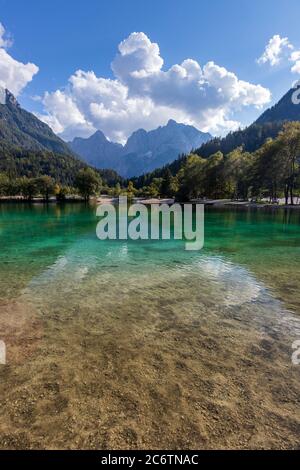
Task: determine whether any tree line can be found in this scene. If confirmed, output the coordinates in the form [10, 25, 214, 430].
[129, 122, 300, 204]
[0, 122, 300, 204]
[0, 168, 102, 202]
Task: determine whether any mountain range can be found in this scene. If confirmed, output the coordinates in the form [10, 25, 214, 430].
[69, 120, 212, 177]
[1, 86, 300, 183]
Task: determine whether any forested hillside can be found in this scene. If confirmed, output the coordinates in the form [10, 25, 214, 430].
[129, 122, 300, 204]
[194, 122, 283, 159]
[0, 88, 72, 155]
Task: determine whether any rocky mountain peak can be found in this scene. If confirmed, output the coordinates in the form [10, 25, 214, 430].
[0, 87, 20, 107]
[70, 120, 212, 177]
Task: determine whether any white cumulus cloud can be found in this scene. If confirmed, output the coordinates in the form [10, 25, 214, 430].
[290, 50, 300, 74]
[257, 34, 293, 66]
[39, 32, 271, 142]
[0, 22, 12, 48]
[258, 34, 300, 76]
[0, 22, 39, 96]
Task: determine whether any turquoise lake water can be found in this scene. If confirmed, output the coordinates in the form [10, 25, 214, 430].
[0, 203, 299, 449]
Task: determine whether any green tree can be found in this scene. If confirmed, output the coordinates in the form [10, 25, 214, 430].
[75, 168, 102, 201]
[202, 151, 224, 198]
[177, 155, 206, 200]
[113, 182, 122, 197]
[143, 178, 163, 198]
[253, 123, 300, 204]
[18, 176, 38, 201]
[160, 169, 179, 197]
[55, 185, 70, 202]
[126, 181, 136, 199]
[35, 176, 56, 202]
[277, 122, 300, 204]
[0, 173, 10, 196]
[223, 148, 254, 200]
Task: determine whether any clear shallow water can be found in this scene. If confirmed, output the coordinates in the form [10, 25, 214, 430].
[0, 203, 299, 449]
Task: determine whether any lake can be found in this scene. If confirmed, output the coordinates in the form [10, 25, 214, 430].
[0, 202, 299, 449]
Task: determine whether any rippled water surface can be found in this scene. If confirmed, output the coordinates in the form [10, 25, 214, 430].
[0, 203, 299, 449]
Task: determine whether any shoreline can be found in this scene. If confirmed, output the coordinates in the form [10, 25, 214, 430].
[0, 196, 88, 204]
[1, 196, 300, 209]
[203, 200, 300, 210]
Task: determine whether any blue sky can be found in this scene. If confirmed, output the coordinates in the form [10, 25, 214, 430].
[1, 0, 300, 141]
